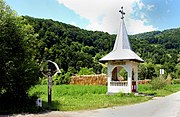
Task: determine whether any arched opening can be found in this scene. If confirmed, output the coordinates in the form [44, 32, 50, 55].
[118, 67, 128, 81]
[111, 66, 128, 81]
[111, 66, 128, 87]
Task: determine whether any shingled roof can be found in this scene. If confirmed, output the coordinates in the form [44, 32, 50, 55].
[99, 13, 144, 63]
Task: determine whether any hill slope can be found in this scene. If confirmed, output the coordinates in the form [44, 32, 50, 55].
[23, 16, 180, 79]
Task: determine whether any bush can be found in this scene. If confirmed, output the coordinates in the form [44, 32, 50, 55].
[53, 71, 71, 85]
[40, 77, 48, 85]
[78, 67, 95, 75]
[39, 69, 71, 85]
[150, 78, 167, 90]
[0, 0, 40, 113]
[172, 79, 180, 84]
[0, 94, 40, 114]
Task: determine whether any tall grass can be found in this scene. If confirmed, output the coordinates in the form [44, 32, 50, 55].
[138, 84, 180, 97]
[29, 84, 180, 111]
[29, 85, 150, 111]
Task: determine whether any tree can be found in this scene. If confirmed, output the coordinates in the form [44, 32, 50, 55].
[138, 62, 156, 80]
[78, 67, 95, 75]
[93, 62, 103, 74]
[0, 0, 39, 112]
[23, 14, 180, 82]
[175, 63, 180, 79]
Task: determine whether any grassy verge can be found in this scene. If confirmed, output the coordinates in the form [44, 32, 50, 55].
[138, 84, 180, 97]
[29, 85, 150, 111]
[29, 84, 180, 111]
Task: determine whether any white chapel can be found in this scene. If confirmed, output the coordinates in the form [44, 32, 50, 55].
[100, 7, 144, 94]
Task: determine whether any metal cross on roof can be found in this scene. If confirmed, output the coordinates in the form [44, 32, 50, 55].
[119, 6, 125, 19]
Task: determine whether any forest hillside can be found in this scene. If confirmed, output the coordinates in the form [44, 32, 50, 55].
[23, 16, 180, 80]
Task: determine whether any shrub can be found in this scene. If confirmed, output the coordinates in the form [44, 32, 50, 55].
[53, 71, 71, 84]
[40, 77, 48, 85]
[39, 68, 72, 85]
[78, 67, 95, 75]
[150, 78, 167, 90]
[0, 94, 40, 114]
[172, 79, 180, 84]
[0, 0, 40, 113]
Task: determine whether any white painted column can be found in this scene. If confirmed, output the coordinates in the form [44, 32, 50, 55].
[134, 65, 138, 92]
[128, 66, 132, 93]
[107, 63, 114, 94]
[107, 63, 111, 87]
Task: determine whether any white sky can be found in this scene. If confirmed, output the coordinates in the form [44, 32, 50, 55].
[5, 0, 180, 35]
[57, 0, 156, 34]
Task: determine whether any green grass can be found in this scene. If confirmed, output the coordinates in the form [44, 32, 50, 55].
[29, 84, 180, 111]
[138, 84, 180, 97]
[29, 85, 151, 111]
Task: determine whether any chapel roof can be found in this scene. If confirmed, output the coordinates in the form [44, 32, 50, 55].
[99, 7, 144, 63]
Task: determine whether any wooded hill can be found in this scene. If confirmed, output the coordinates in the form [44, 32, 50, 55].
[1, 0, 179, 113]
[23, 16, 180, 80]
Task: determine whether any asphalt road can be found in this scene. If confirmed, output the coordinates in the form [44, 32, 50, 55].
[14, 91, 180, 117]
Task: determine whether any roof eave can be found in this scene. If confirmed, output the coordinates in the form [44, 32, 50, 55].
[99, 58, 144, 63]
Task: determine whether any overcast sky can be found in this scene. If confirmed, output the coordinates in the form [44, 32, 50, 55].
[4, 0, 180, 34]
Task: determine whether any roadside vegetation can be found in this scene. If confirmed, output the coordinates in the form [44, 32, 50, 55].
[29, 83, 180, 111]
[139, 84, 180, 97]
[1, 0, 180, 114]
[0, 0, 40, 114]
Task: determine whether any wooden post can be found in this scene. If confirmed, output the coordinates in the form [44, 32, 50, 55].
[48, 73, 52, 106]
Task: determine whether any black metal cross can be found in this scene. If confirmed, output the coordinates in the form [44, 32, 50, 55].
[119, 6, 125, 19]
